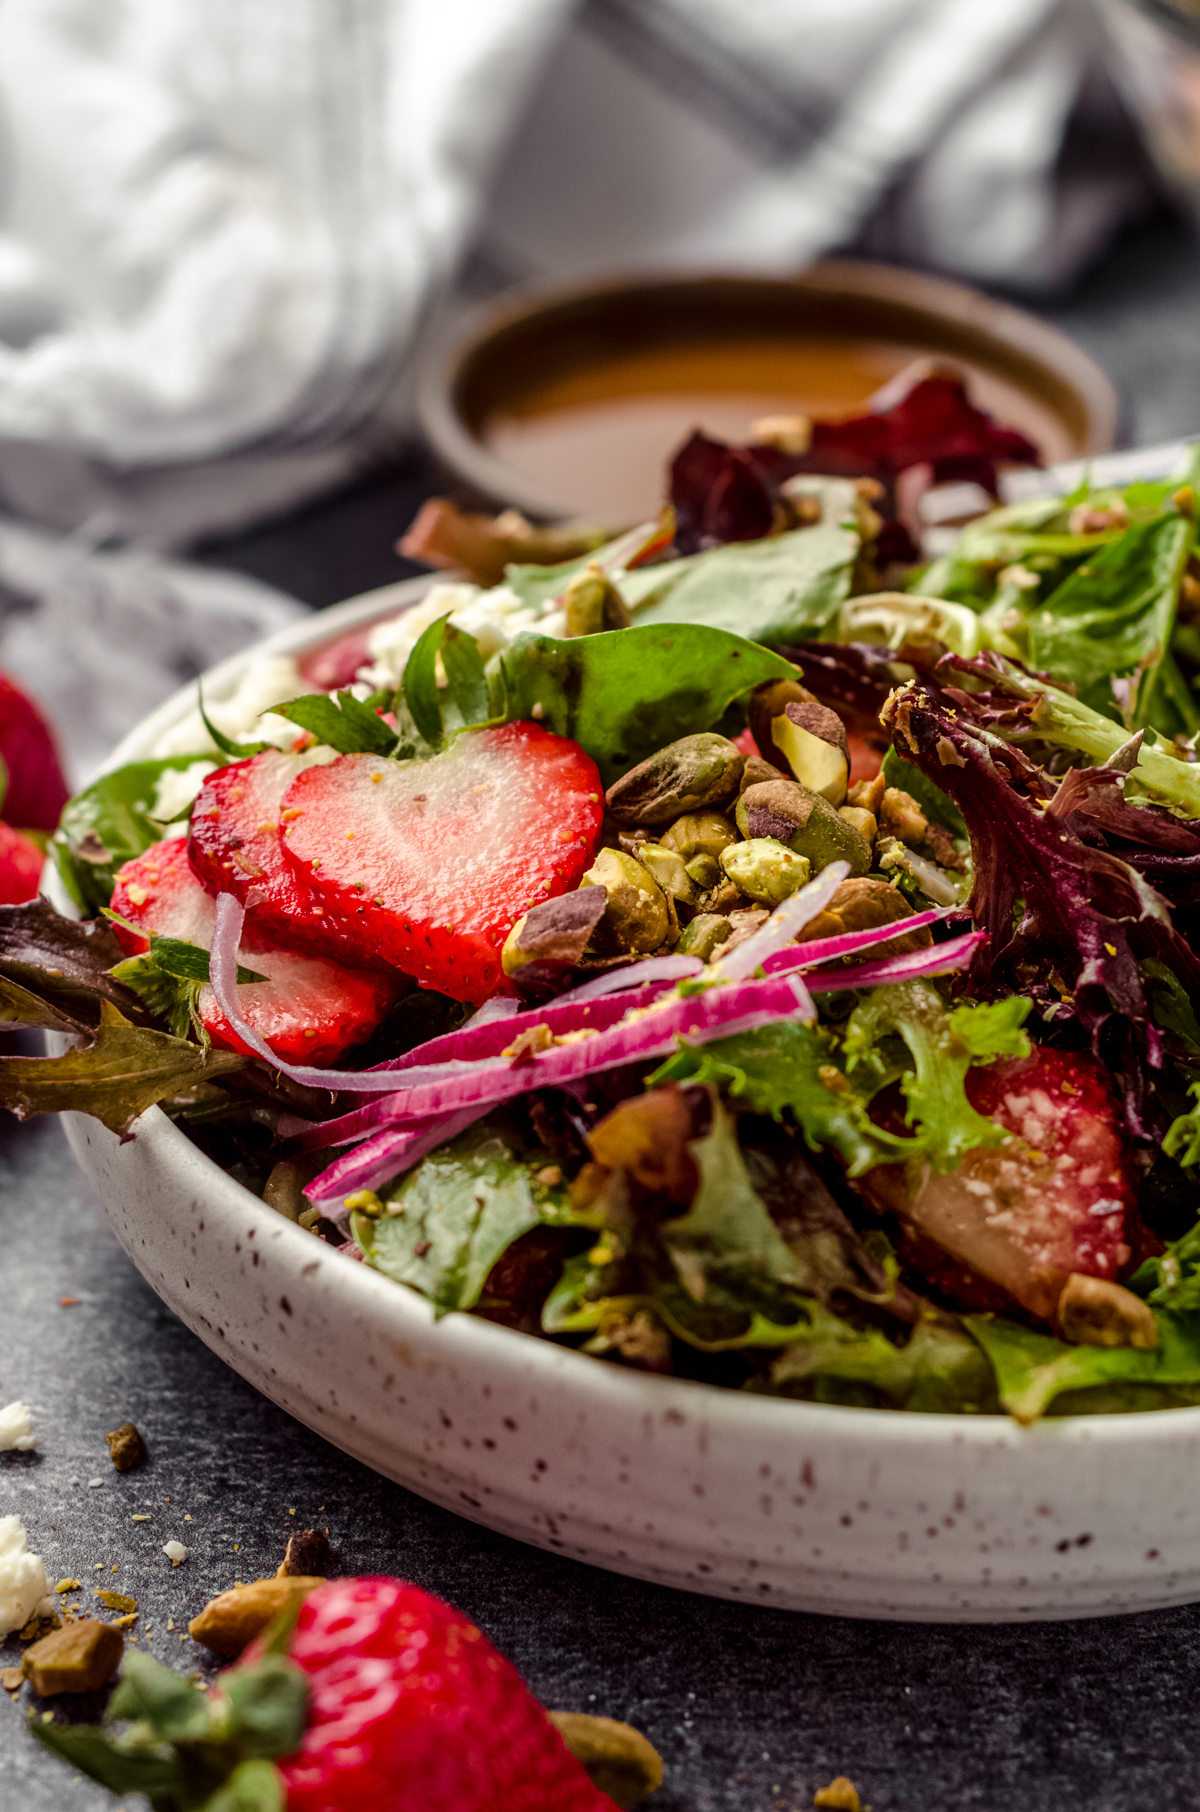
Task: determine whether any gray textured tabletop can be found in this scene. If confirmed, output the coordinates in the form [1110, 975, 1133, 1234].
[7, 213, 1200, 1812]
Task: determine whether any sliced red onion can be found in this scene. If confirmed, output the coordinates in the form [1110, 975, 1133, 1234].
[551, 953, 703, 1004]
[764, 906, 953, 973]
[306, 1106, 490, 1208]
[804, 929, 987, 993]
[209, 893, 467, 1093]
[345, 969, 817, 1132]
[715, 860, 850, 981]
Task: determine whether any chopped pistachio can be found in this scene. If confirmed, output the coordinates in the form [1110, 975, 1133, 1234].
[22, 1619, 123, 1695]
[721, 838, 811, 906]
[549, 1710, 665, 1806]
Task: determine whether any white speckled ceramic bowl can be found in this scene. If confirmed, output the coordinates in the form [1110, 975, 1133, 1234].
[57, 562, 1200, 1624]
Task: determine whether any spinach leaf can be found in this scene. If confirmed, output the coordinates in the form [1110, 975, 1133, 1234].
[352, 1117, 580, 1317]
[492, 624, 798, 787]
[631, 523, 858, 642]
[198, 686, 270, 759]
[966, 1311, 1200, 1423]
[53, 756, 217, 913]
[272, 690, 398, 756]
[1028, 509, 1193, 727]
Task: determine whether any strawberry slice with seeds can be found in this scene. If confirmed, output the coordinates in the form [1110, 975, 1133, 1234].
[861, 1047, 1135, 1322]
[280, 722, 605, 1001]
[187, 748, 360, 963]
[112, 838, 399, 1064]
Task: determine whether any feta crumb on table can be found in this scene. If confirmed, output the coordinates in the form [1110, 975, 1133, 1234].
[0, 1514, 54, 1638]
[0, 1400, 37, 1451]
[162, 1540, 188, 1566]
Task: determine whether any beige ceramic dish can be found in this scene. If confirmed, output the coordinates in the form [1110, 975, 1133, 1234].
[54, 527, 1200, 1624]
[418, 262, 1119, 523]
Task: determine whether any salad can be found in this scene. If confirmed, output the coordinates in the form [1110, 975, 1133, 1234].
[11, 375, 1200, 1427]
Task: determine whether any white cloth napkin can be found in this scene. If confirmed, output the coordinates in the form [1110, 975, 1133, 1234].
[0, 0, 1149, 548]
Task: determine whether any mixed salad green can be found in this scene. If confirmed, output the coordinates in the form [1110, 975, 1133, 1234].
[13, 409, 1200, 1425]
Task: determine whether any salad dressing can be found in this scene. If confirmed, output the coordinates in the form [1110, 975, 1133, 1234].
[483, 336, 1075, 521]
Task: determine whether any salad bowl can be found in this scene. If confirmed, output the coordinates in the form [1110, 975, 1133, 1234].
[54, 568, 1200, 1625]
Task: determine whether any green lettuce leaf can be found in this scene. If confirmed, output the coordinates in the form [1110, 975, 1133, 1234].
[492, 624, 798, 787]
[0, 999, 244, 1133]
[53, 755, 216, 913]
[966, 1311, 1200, 1423]
[765, 1307, 997, 1413]
[843, 982, 1032, 1171]
[352, 1117, 585, 1316]
[650, 1020, 897, 1177]
[660, 1098, 813, 1304]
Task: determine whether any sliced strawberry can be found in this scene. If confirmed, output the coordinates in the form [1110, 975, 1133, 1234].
[112, 838, 399, 1064]
[280, 722, 605, 1002]
[187, 749, 362, 964]
[860, 1047, 1135, 1323]
[0, 820, 45, 904]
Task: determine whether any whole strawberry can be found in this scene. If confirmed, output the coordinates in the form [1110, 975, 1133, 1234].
[272, 1577, 619, 1811]
[33, 1575, 642, 1812]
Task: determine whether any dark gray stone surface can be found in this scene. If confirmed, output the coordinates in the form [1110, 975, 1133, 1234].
[9, 215, 1200, 1811]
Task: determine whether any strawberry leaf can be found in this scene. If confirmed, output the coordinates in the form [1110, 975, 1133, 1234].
[108, 1647, 213, 1740]
[205, 1758, 286, 1812]
[0, 998, 244, 1133]
[272, 690, 398, 756]
[223, 1657, 309, 1760]
[31, 1721, 187, 1798]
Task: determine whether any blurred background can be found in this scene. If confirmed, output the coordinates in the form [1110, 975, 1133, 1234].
[0, 0, 1198, 777]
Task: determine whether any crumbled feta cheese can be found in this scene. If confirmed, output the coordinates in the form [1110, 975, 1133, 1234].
[151, 759, 218, 835]
[357, 582, 549, 690]
[0, 1401, 37, 1452]
[0, 1515, 53, 1637]
[149, 655, 313, 759]
[162, 1541, 188, 1566]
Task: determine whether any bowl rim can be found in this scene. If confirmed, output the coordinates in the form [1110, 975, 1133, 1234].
[416, 258, 1120, 519]
[68, 556, 1200, 1453]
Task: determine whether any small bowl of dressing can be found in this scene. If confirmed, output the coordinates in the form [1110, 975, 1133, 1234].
[418, 261, 1118, 525]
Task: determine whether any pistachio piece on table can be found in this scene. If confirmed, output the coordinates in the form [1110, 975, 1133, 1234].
[746, 675, 815, 758]
[581, 847, 670, 955]
[676, 912, 733, 960]
[188, 1575, 327, 1657]
[736, 779, 871, 877]
[22, 1620, 123, 1695]
[104, 1421, 148, 1472]
[605, 734, 744, 827]
[548, 1710, 665, 1807]
[561, 563, 632, 637]
[1058, 1275, 1158, 1349]
[277, 1527, 333, 1578]
[771, 700, 851, 806]
[636, 843, 698, 904]
[721, 838, 811, 906]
